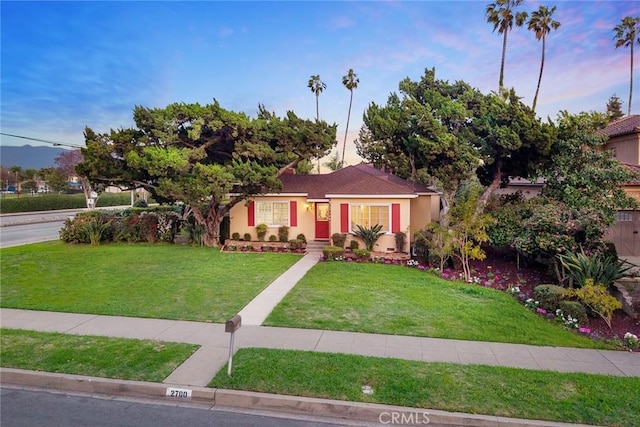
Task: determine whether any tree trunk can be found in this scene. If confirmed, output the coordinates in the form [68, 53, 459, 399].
[191, 203, 226, 248]
[477, 158, 503, 213]
[499, 30, 508, 89]
[342, 90, 353, 166]
[629, 41, 634, 117]
[532, 36, 545, 113]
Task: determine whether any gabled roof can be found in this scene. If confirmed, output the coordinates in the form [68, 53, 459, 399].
[278, 163, 438, 199]
[601, 115, 640, 138]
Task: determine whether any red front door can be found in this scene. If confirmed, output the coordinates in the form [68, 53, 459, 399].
[314, 203, 330, 239]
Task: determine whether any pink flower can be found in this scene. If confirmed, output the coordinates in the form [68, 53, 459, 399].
[579, 328, 591, 334]
[536, 308, 547, 314]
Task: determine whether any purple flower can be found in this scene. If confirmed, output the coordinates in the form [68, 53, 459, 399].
[536, 308, 547, 314]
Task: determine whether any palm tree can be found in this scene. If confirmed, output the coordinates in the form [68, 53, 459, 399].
[307, 74, 326, 121]
[341, 69, 359, 166]
[528, 5, 560, 113]
[485, 0, 528, 90]
[613, 16, 640, 116]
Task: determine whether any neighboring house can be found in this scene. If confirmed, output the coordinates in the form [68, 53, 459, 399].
[228, 163, 441, 253]
[602, 115, 640, 257]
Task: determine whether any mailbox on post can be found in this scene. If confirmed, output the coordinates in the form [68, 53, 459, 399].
[225, 315, 241, 333]
[225, 315, 241, 376]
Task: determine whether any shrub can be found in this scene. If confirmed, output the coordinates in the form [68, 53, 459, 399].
[353, 249, 370, 261]
[323, 246, 345, 260]
[256, 224, 268, 241]
[353, 224, 385, 251]
[278, 226, 289, 242]
[231, 232, 241, 241]
[185, 222, 205, 246]
[288, 239, 303, 250]
[133, 199, 148, 208]
[558, 300, 587, 324]
[82, 217, 112, 245]
[243, 232, 252, 242]
[566, 279, 622, 329]
[395, 231, 406, 253]
[557, 249, 633, 288]
[534, 284, 567, 311]
[296, 233, 307, 243]
[349, 239, 360, 250]
[268, 235, 277, 242]
[331, 233, 347, 248]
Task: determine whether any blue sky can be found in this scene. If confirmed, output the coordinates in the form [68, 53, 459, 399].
[1, 1, 638, 166]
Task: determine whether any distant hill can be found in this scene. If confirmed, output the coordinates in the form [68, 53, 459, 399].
[0, 145, 69, 169]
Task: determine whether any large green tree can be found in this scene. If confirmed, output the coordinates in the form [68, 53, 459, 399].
[356, 68, 481, 201]
[606, 94, 624, 122]
[485, 0, 528, 91]
[356, 68, 554, 210]
[537, 110, 638, 226]
[528, 5, 560, 113]
[341, 68, 359, 166]
[77, 101, 336, 247]
[613, 16, 640, 116]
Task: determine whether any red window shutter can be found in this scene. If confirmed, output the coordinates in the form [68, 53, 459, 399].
[341, 203, 349, 233]
[248, 201, 255, 226]
[290, 201, 297, 226]
[392, 203, 400, 233]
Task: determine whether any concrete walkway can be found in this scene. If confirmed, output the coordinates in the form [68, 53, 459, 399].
[1, 245, 639, 389]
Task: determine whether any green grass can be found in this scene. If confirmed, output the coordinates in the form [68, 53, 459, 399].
[265, 262, 605, 348]
[1, 329, 198, 382]
[0, 242, 301, 322]
[211, 348, 640, 427]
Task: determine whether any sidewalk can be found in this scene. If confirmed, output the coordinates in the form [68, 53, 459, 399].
[2, 247, 640, 426]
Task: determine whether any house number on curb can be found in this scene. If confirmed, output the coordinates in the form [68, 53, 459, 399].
[166, 387, 192, 399]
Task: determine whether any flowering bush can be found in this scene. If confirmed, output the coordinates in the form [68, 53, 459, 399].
[555, 309, 580, 329]
[624, 332, 639, 350]
[507, 286, 520, 296]
[524, 298, 540, 310]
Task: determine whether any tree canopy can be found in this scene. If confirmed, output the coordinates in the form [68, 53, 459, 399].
[355, 68, 555, 207]
[77, 100, 337, 246]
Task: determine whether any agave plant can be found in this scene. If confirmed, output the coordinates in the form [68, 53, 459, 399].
[557, 249, 633, 288]
[353, 224, 385, 251]
[81, 218, 112, 246]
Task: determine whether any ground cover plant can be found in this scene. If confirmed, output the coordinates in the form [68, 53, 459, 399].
[265, 262, 609, 348]
[0, 242, 300, 322]
[210, 348, 640, 427]
[0, 329, 198, 382]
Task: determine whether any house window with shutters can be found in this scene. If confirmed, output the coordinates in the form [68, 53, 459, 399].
[350, 204, 390, 232]
[256, 202, 289, 226]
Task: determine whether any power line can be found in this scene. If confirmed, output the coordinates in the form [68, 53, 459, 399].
[0, 132, 84, 148]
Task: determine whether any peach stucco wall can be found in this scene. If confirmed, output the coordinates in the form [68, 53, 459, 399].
[606, 134, 640, 166]
[229, 194, 441, 252]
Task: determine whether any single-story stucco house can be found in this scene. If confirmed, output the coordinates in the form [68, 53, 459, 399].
[228, 163, 441, 252]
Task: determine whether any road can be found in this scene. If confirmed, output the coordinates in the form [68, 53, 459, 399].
[1, 387, 369, 427]
[0, 209, 91, 248]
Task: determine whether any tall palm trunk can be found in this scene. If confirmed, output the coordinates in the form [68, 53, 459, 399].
[629, 41, 634, 116]
[341, 90, 353, 165]
[532, 35, 546, 112]
[499, 30, 508, 89]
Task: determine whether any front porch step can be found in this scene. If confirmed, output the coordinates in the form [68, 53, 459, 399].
[306, 240, 329, 251]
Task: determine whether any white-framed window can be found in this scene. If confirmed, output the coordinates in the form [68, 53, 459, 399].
[616, 211, 633, 222]
[350, 204, 390, 232]
[256, 201, 289, 226]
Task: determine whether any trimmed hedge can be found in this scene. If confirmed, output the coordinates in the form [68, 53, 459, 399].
[59, 207, 181, 245]
[0, 193, 133, 214]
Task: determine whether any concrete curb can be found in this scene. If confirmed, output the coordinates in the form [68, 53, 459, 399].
[1, 368, 593, 427]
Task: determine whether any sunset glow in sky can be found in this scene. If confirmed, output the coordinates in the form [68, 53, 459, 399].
[1, 1, 638, 165]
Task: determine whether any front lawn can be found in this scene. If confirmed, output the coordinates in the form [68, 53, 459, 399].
[1, 329, 198, 382]
[210, 348, 640, 427]
[265, 262, 605, 348]
[0, 242, 301, 322]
